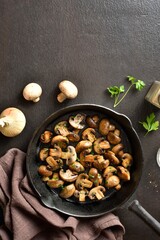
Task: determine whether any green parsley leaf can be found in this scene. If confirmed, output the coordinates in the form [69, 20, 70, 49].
[107, 85, 125, 97]
[139, 112, 159, 135]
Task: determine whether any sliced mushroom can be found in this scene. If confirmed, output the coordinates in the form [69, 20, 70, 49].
[74, 189, 89, 202]
[117, 166, 130, 181]
[61, 146, 77, 165]
[75, 173, 93, 190]
[112, 143, 124, 155]
[59, 169, 78, 182]
[99, 118, 110, 135]
[38, 165, 53, 177]
[88, 186, 106, 200]
[121, 153, 133, 168]
[47, 173, 64, 188]
[103, 166, 117, 178]
[59, 183, 76, 198]
[46, 156, 63, 170]
[93, 138, 110, 154]
[40, 130, 53, 143]
[104, 151, 120, 165]
[39, 148, 49, 161]
[93, 155, 110, 170]
[82, 128, 96, 142]
[54, 121, 70, 136]
[105, 175, 120, 188]
[69, 161, 84, 173]
[107, 132, 121, 145]
[51, 135, 69, 148]
[67, 132, 80, 142]
[79, 149, 92, 167]
[86, 115, 99, 128]
[75, 140, 92, 153]
[49, 145, 62, 159]
[69, 114, 86, 129]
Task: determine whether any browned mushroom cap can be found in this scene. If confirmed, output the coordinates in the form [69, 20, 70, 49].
[74, 189, 89, 202]
[93, 138, 110, 154]
[39, 148, 49, 161]
[49, 145, 62, 159]
[47, 173, 64, 188]
[82, 128, 96, 142]
[99, 118, 111, 135]
[105, 175, 120, 188]
[86, 115, 99, 128]
[69, 161, 84, 173]
[93, 173, 103, 187]
[69, 114, 86, 129]
[75, 173, 93, 190]
[38, 165, 53, 177]
[112, 143, 124, 155]
[51, 135, 69, 148]
[104, 151, 120, 165]
[61, 146, 77, 165]
[59, 183, 76, 198]
[40, 130, 53, 143]
[88, 186, 106, 200]
[59, 169, 78, 182]
[54, 121, 70, 136]
[79, 149, 92, 167]
[107, 132, 121, 145]
[103, 166, 117, 178]
[121, 153, 133, 168]
[88, 168, 98, 180]
[117, 166, 130, 181]
[93, 155, 110, 170]
[46, 156, 63, 170]
[75, 140, 92, 153]
[67, 132, 80, 142]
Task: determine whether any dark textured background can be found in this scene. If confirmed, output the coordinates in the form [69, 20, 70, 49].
[0, 1, 160, 239]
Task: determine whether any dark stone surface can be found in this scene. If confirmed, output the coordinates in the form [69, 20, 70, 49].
[0, 1, 160, 239]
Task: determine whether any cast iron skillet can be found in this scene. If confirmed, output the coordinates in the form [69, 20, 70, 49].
[26, 104, 143, 216]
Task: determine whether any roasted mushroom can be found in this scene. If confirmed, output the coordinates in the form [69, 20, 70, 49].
[112, 143, 124, 155]
[75, 140, 92, 153]
[51, 135, 69, 148]
[46, 156, 63, 170]
[103, 166, 117, 178]
[47, 173, 64, 188]
[67, 132, 80, 142]
[61, 146, 77, 165]
[74, 189, 89, 202]
[121, 153, 133, 168]
[88, 186, 106, 200]
[82, 128, 96, 142]
[104, 151, 120, 165]
[105, 175, 120, 188]
[117, 166, 130, 181]
[86, 115, 99, 128]
[40, 131, 53, 143]
[107, 131, 121, 145]
[59, 169, 78, 182]
[93, 155, 110, 171]
[69, 114, 85, 129]
[93, 138, 110, 154]
[39, 148, 49, 161]
[49, 145, 62, 159]
[75, 173, 93, 190]
[38, 165, 53, 177]
[54, 121, 70, 136]
[99, 118, 110, 135]
[69, 161, 84, 173]
[59, 183, 76, 198]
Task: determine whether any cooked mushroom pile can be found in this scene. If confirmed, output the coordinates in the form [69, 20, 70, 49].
[37, 113, 133, 202]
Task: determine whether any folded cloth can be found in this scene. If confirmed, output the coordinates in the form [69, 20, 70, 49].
[0, 148, 125, 240]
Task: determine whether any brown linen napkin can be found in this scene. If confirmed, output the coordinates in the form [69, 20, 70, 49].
[0, 148, 125, 240]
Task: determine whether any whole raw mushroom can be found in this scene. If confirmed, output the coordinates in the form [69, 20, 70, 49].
[23, 83, 42, 102]
[57, 80, 78, 103]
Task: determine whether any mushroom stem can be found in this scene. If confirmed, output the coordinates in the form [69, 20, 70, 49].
[57, 92, 67, 103]
[32, 97, 40, 102]
[0, 117, 10, 127]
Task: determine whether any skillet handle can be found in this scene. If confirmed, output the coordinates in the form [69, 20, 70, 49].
[128, 200, 160, 235]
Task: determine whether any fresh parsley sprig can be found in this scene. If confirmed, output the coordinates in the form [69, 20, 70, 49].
[139, 112, 159, 135]
[107, 76, 145, 107]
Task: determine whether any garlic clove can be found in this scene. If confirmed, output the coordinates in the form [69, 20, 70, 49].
[23, 83, 42, 102]
[0, 107, 26, 137]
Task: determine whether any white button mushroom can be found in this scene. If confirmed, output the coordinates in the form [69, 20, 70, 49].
[57, 80, 78, 103]
[23, 83, 42, 102]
